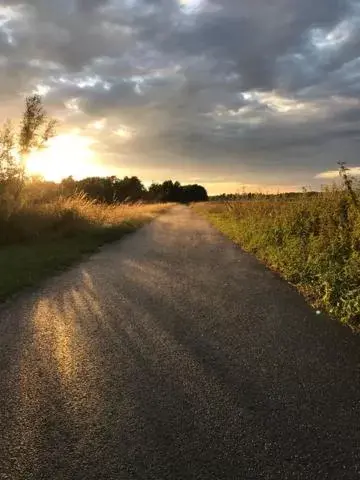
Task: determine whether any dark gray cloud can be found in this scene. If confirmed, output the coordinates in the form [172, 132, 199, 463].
[76, 0, 109, 13]
[1, 0, 360, 190]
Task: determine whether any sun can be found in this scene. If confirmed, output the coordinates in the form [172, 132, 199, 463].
[26, 134, 108, 182]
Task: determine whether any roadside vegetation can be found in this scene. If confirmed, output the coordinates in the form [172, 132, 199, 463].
[194, 168, 360, 327]
[0, 196, 168, 301]
[0, 96, 178, 301]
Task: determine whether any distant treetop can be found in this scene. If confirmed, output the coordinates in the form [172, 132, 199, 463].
[60, 176, 208, 204]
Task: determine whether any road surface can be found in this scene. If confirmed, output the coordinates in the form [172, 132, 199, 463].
[0, 205, 359, 479]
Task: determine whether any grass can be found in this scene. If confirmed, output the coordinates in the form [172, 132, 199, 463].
[193, 187, 360, 327]
[0, 195, 169, 302]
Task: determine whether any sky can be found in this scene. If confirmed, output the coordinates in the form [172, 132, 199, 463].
[1, 0, 360, 194]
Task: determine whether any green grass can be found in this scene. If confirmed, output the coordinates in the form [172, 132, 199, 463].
[194, 190, 360, 327]
[0, 221, 147, 302]
[0, 197, 169, 302]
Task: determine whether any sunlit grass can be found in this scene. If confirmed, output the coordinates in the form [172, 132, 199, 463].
[194, 187, 360, 327]
[0, 193, 169, 245]
[0, 194, 170, 301]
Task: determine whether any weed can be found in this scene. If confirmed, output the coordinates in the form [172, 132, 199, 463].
[194, 182, 360, 327]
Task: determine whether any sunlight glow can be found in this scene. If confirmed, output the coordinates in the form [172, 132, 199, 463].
[178, 0, 204, 13]
[90, 118, 107, 130]
[113, 126, 133, 139]
[315, 167, 360, 179]
[34, 84, 51, 96]
[65, 98, 81, 112]
[26, 134, 110, 182]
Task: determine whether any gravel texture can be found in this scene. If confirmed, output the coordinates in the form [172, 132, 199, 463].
[0, 205, 359, 479]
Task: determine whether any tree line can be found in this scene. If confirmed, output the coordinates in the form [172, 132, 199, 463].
[0, 95, 208, 207]
[211, 191, 320, 202]
[60, 176, 208, 203]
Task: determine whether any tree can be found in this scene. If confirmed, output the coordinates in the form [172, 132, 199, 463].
[0, 121, 17, 184]
[148, 183, 163, 202]
[113, 176, 145, 202]
[71, 175, 146, 204]
[0, 95, 56, 214]
[60, 176, 77, 196]
[180, 184, 208, 203]
[19, 95, 56, 158]
[148, 180, 208, 203]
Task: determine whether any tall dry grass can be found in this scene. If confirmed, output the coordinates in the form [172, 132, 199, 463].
[195, 185, 360, 326]
[0, 193, 168, 246]
[0, 192, 169, 301]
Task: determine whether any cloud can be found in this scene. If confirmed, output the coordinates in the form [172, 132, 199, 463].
[315, 167, 360, 179]
[1, 0, 360, 188]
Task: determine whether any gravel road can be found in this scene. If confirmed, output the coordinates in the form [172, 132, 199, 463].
[0, 205, 359, 479]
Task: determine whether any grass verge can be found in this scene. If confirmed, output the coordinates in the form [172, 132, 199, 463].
[0, 199, 169, 302]
[193, 192, 360, 327]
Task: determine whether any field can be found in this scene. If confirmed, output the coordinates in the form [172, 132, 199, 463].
[194, 187, 360, 327]
[0, 195, 168, 301]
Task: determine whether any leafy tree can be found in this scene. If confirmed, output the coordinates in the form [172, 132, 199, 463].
[113, 176, 145, 202]
[0, 121, 18, 185]
[60, 176, 77, 196]
[0, 95, 56, 215]
[69, 175, 146, 204]
[180, 184, 208, 203]
[148, 182, 163, 202]
[148, 180, 208, 203]
[19, 95, 57, 158]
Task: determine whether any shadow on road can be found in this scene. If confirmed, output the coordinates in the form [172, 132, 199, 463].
[1, 206, 360, 479]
